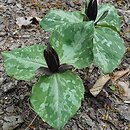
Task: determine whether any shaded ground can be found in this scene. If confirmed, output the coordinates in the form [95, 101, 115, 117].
[0, 0, 130, 130]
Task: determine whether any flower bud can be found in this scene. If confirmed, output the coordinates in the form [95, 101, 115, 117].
[44, 44, 60, 73]
[85, 0, 97, 21]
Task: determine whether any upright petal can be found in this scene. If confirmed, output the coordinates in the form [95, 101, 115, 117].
[44, 44, 60, 73]
[85, 0, 98, 21]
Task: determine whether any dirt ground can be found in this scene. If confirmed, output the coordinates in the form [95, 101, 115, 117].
[0, 0, 130, 130]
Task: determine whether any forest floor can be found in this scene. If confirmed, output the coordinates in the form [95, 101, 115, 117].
[0, 0, 130, 130]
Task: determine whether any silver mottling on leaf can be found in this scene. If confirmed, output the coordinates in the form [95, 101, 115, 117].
[40, 10, 83, 31]
[93, 27, 125, 73]
[50, 22, 94, 69]
[96, 4, 121, 32]
[30, 71, 84, 129]
[2, 45, 46, 81]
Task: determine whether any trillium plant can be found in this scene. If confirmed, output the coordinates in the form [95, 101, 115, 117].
[2, 0, 125, 130]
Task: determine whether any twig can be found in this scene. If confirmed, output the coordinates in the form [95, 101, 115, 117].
[24, 115, 37, 130]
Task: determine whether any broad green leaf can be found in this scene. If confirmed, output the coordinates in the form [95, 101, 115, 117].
[30, 71, 84, 129]
[2, 45, 46, 81]
[96, 4, 121, 32]
[50, 22, 94, 69]
[93, 27, 125, 73]
[40, 9, 83, 31]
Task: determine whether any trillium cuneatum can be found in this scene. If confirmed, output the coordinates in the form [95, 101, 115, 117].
[40, 0, 125, 73]
[1, 1, 126, 129]
[3, 25, 94, 129]
[2, 42, 85, 129]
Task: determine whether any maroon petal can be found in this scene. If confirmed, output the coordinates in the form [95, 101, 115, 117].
[85, 0, 98, 21]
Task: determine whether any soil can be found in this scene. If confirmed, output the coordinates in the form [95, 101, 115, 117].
[0, 0, 130, 130]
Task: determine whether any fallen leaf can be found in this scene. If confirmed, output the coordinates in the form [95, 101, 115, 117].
[16, 17, 32, 28]
[16, 17, 41, 28]
[111, 68, 130, 83]
[90, 74, 110, 97]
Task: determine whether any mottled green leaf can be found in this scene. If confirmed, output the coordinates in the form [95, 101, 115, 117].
[50, 22, 94, 69]
[30, 71, 84, 129]
[96, 4, 121, 32]
[40, 9, 83, 31]
[2, 45, 46, 81]
[93, 27, 125, 73]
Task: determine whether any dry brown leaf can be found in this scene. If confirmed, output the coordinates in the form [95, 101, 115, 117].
[90, 74, 110, 97]
[111, 68, 130, 83]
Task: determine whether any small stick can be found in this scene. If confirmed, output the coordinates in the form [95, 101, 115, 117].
[24, 115, 37, 130]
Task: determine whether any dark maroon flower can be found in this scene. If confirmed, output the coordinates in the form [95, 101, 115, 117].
[85, 0, 98, 21]
[40, 43, 73, 75]
[44, 43, 60, 73]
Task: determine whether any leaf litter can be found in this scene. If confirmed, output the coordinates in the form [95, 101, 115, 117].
[0, 0, 130, 130]
[16, 16, 42, 28]
[90, 74, 110, 97]
[90, 68, 130, 97]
